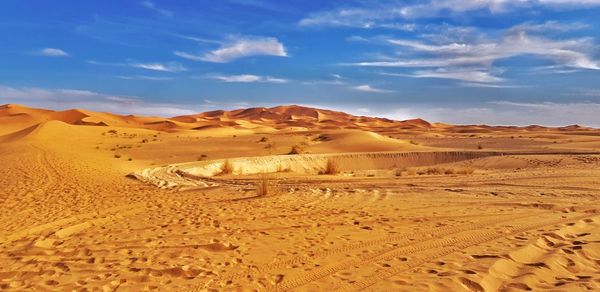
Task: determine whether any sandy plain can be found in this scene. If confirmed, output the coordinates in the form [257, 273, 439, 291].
[1, 103, 600, 291]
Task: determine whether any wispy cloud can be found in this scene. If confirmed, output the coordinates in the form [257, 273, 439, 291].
[174, 36, 287, 63]
[352, 84, 393, 93]
[87, 60, 186, 72]
[116, 75, 173, 81]
[130, 62, 186, 72]
[36, 48, 69, 57]
[384, 68, 505, 83]
[356, 32, 600, 70]
[348, 26, 599, 87]
[300, 1, 600, 28]
[0, 84, 197, 117]
[208, 74, 288, 83]
[140, 1, 173, 17]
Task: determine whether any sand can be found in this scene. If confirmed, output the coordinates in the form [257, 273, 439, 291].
[1, 104, 600, 291]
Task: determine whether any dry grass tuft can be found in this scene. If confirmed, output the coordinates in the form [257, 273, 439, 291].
[221, 159, 234, 175]
[288, 145, 303, 155]
[256, 173, 269, 197]
[413, 166, 475, 176]
[324, 159, 340, 175]
[394, 167, 406, 176]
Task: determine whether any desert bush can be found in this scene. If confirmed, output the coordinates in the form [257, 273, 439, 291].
[114, 154, 121, 159]
[477, 143, 483, 150]
[313, 134, 331, 142]
[277, 164, 290, 172]
[197, 154, 208, 161]
[221, 159, 234, 175]
[409, 140, 420, 145]
[288, 145, 303, 155]
[256, 173, 269, 197]
[258, 137, 268, 142]
[394, 167, 406, 177]
[415, 167, 475, 176]
[324, 159, 340, 175]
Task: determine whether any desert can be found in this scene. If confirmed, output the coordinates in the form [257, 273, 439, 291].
[1, 103, 600, 291]
[3, 1, 600, 291]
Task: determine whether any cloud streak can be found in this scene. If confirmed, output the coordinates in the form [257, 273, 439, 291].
[174, 36, 287, 63]
[300, 1, 600, 28]
[352, 84, 393, 93]
[0, 84, 197, 117]
[140, 1, 173, 17]
[36, 48, 69, 57]
[208, 74, 288, 83]
[87, 60, 186, 72]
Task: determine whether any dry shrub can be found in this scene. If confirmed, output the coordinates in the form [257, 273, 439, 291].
[288, 145, 303, 155]
[221, 159, 234, 175]
[394, 167, 406, 177]
[256, 173, 269, 197]
[277, 163, 291, 172]
[324, 159, 340, 175]
[416, 166, 475, 176]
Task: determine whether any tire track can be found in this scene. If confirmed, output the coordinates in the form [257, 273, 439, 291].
[270, 213, 592, 292]
[204, 212, 535, 288]
[334, 213, 596, 292]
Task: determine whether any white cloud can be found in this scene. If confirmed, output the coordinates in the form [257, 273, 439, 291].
[0, 84, 198, 117]
[509, 21, 589, 33]
[352, 84, 393, 93]
[209, 74, 288, 83]
[130, 62, 186, 72]
[384, 68, 505, 83]
[300, 1, 600, 27]
[580, 88, 600, 97]
[174, 36, 287, 63]
[349, 28, 599, 86]
[36, 48, 69, 57]
[116, 75, 173, 81]
[140, 1, 173, 17]
[379, 101, 600, 127]
[358, 32, 600, 70]
[87, 60, 186, 72]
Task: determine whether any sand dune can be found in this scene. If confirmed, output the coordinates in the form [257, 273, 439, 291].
[1, 104, 600, 291]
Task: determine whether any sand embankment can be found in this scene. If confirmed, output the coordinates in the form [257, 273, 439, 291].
[130, 151, 498, 189]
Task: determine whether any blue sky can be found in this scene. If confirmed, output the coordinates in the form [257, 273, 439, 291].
[1, 0, 600, 126]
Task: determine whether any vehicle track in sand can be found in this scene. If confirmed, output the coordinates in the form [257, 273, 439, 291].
[191, 212, 537, 290]
[268, 212, 595, 292]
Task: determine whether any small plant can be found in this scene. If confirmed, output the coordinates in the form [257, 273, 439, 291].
[313, 134, 331, 142]
[409, 140, 419, 145]
[394, 167, 406, 177]
[256, 173, 269, 197]
[221, 159, 234, 175]
[277, 164, 290, 172]
[114, 154, 121, 159]
[128, 158, 132, 161]
[324, 159, 340, 175]
[197, 154, 208, 161]
[477, 143, 483, 150]
[288, 145, 303, 155]
[258, 137, 268, 142]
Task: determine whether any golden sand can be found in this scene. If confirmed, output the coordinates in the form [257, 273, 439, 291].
[1, 104, 600, 291]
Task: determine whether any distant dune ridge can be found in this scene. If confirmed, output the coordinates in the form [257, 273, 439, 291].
[0, 104, 592, 136]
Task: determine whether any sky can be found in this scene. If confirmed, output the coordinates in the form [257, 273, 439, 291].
[1, 0, 600, 126]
